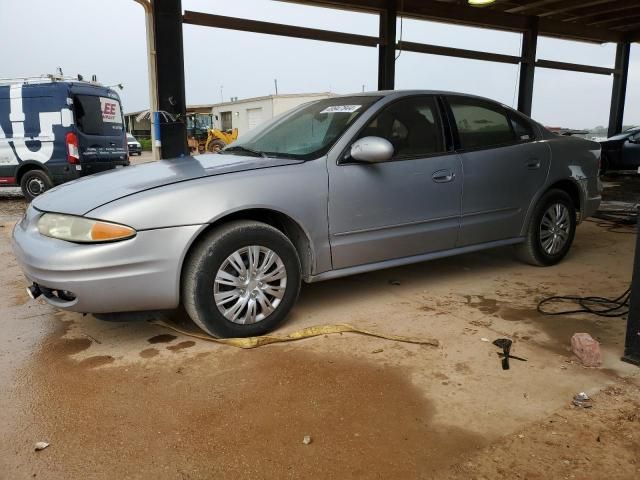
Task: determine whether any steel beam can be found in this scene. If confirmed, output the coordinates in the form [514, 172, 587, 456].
[183, 11, 379, 47]
[377, 0, 396, 90]
[517, 19, 538, 116]
[153, 0, 188, 158]
[397, 41, 521, 64]
[623, 218, 640, 366]
[608, 42, 631, 137]
[535, 59, 616, 76]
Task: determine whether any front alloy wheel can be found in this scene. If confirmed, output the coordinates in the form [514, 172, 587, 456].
[214, 246, 287, 325]
[182, 220, 301, 338]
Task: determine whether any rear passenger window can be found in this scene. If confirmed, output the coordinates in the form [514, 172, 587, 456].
[448, 97, 516, 150]
[510, 113, 535, 142]
[359, 96, 445, 158]
[74, 95, 123, 136]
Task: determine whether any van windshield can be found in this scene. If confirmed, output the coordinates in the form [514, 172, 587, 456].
[224, 96, 381, 160]
[74, 95, 123, 136]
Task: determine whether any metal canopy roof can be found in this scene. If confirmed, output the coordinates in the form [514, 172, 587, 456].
[283, 0, 640, 43]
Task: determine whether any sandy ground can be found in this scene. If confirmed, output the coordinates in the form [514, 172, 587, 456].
[0, 170, 639, 479]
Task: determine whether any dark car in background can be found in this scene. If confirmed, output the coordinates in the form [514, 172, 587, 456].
[127, 133, 142, 156]
[0, 79, 129, 200]
[600, 127, 640, 172]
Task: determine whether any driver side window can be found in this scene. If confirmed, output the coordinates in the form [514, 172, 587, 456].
[358, 96, 445, 159]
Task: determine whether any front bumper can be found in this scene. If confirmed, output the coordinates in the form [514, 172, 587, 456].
[11, 206, 201, 313]
[128, 144, 141, 155]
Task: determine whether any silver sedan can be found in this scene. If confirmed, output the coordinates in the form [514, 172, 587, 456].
[12, 91, 601, 337]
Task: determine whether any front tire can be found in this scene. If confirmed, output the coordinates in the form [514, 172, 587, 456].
[516, 189, 576, 266]
[182, 220, 301, 338]
[20, 169, 53, 201]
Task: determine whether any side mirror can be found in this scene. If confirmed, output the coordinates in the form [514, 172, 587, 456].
[350, 136, 394, 163]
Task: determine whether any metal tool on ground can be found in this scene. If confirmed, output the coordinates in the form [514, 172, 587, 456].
[492, 338, 527, 370]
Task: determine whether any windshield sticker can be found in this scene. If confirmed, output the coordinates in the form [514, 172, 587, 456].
[319, 105, 361, 114]
[100, 97, 122, 123]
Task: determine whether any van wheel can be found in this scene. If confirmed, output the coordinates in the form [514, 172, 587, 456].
[182, 220, 301, 338]
[20, 170, 53, 201]
[516, 189, 576, 266]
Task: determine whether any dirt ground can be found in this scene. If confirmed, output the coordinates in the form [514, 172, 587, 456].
[0, 171, 639, 479]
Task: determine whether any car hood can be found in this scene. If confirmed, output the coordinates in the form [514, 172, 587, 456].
[33, 153, 303, 216]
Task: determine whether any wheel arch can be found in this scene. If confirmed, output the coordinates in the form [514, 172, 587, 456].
[179, 208, 315, 294]
[521, 177, 585, 237]
[16, 161, 50, 185]
[547, 178, 582, 214]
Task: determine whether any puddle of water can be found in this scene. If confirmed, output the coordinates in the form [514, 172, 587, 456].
[167, 340, 196, 352]
[147, 334, 177, 344]
[4, 324, 487, 479]
[139, 348, 159, 358]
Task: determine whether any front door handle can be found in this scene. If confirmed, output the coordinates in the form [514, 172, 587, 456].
[526, 158, 541, 170]
[432, 169, 455, 183]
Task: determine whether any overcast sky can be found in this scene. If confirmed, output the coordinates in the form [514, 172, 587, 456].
[1, 0, 638, 129]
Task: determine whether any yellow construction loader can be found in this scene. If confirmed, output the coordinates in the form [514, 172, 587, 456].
[186, 113, 238, 154]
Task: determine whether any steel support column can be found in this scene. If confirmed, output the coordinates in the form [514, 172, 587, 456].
[153, 0, 188, 158]
[623, 218, 640, 366]
[377, 0, 396, 90]
[517, 18, 538, 117]
[608, 41, 631, 138]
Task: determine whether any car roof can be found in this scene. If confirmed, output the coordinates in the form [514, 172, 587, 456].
[344, 89, 498, 101]
[339, 89, 517, 111]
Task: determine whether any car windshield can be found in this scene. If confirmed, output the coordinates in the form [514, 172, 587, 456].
[127, 134, 136, 141]
[223, 96, 381, 159]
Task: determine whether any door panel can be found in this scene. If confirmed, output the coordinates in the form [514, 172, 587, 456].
[329, 156, 462, 268]
[445, 95, 550, 247]
[327, 95, 462, 270]
[457, 141, 550, 246]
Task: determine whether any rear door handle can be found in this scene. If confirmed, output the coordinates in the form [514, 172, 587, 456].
[526, 158, 541, 169]
[432, 169, 455, 183]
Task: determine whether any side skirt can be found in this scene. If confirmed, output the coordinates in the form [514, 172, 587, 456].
[306, 237, 525, 283]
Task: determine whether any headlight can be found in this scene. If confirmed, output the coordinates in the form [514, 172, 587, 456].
[37, 213, 136, 243]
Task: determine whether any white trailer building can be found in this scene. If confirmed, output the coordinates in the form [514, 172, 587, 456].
[210, 92, 334, 137]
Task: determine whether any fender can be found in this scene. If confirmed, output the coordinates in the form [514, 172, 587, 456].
[520, 175, 586, 237]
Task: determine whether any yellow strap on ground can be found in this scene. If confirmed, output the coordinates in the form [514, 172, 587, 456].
[150, 320, 440, 349]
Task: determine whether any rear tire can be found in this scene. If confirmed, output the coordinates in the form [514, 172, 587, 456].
[516, 189, 576, 266]
[20, 169, 53, 201]
[182, 220, 301, 338]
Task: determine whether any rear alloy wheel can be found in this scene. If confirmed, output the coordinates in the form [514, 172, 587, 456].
[516, 189, 576, 266]
[182, 220, 301, 338]
[20, 170, 53, 202]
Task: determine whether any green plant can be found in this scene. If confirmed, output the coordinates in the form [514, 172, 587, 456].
[139, 138, 152, 151]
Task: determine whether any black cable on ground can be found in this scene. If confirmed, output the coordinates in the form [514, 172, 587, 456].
[586, 205, 638, 234]
[537, 287, 631, 318]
